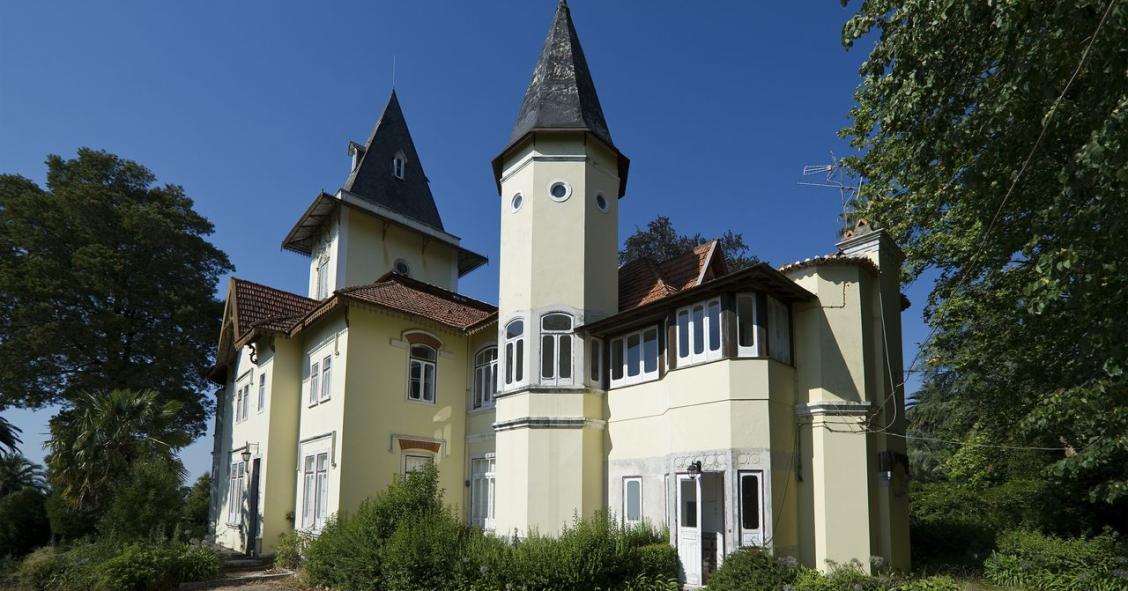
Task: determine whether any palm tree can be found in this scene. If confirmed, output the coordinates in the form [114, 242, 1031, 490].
[0, 452, 46, 495]
[0, 415, 21, 453]
[46, 389, 189, 510]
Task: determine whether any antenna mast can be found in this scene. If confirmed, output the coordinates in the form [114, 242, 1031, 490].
[799, 151, 863, 236]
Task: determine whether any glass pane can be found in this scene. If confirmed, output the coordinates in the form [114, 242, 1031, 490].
[559, 336, 571, 379]
[590, 340, 601, 382]
[506, 343, 513, 383]
[412, 345, 436, 361]
[541, 313, 572, 331]
[741, 474, 760, 530]
[677, 310, 689, 356]
[626, 334, 641, 377]
[304, 456, 314, 472]
[424, 364, 435, 401]
[611, 339, 624, 380]
[692, 305, 704, 355]
[316, 453, 327, 471]
[737, 295, 755, 349]
[626, 480, 641, 521]
[680, 479, 697, 528]
[506, 320, 524, 338]
[489, 365, 497, 397]
[515, 340, 524, 382]
[643, 329, 658, 373]
[708, 300, 721, 351]
[542, 335, 555, 379]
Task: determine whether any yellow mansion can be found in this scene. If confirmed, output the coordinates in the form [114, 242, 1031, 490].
[207, 2, 910, 584]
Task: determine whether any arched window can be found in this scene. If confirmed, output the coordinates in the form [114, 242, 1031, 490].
[408, 344, 436, 402]
[540, 312, 573, 385]
[392, 155, 406, 180]
[504, 319, 525, 387]
[473, 347, 498, 409]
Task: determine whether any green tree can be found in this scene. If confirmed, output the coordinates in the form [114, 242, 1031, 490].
[0, 487, 50, 558]
[99, 456, 187, 542]
[0, 415, 20, 452]
[619, 216, 760, 271]
[180, 473, 211, 542]
[0, 451, 46, 495]
[842, 0, 1128, 520]
[46, 389, 189, 511]
[0, 149, 233, 437]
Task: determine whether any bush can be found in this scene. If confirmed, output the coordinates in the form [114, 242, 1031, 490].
[0, 488, 50, 558]
[705, 547, 804, 591]
[97, 458, 186, 543]
[94, 544, 178, 591]
[179, 474, 211, 542]
[16, 542, 112, 591]
[169, 545, 220, 583]
[380, 512, 473, 591]
[16, 546, 66, 591]
[16, 542, 218, 591]
[635, 542, 679, 580]
[45, 491, 98, 543]
[274, 530, 309, 570]
[984, 529, 1128, 590]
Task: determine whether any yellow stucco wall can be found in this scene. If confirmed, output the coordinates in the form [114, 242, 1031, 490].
[341, 207, 460, 291]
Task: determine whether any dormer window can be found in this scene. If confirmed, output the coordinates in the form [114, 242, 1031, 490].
[392, 155, 405, 180]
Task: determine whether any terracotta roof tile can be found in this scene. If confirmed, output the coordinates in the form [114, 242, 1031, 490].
[337, 273, 497, 331]
[231, 278, 318, 339]
[777, 253, 879, 275]
[618, 241, 723, 312]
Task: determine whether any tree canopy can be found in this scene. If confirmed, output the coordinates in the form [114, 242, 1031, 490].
[0, 149, 233, 437]
[619, 216, 760, 271]
[842, 0, 1128, 522]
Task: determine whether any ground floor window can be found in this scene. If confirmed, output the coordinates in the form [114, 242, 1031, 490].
[623, 477, 642, 526]
[403, 453, 434, 475]
[227, 460, 245, 525]
[301, 452, 330, 530]
[470, 456, 495, 530]
[738, 470, 765, 546]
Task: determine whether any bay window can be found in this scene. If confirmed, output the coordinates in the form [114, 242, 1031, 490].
[609, 326, 659, 387]
[676, 298, 722, 366]
[408, 345, 437, 403]
[540, 312, 574, 385]
[473, 347, 498, 409]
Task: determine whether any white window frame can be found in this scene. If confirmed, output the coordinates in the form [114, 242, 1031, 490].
[623, 476, 643, 526]
[469, 455, 496, 530]
[473, 346, 498, 409]
[316, 255, 330, 300]
[738, 470, 765, 547]
[609, 326, 660, 388]
[736, 293, 760, 357]
[301, 455, 315, 529]
[309, 361, 320, 407]
[408, 345, 437, 403]
[503, 319, 526, 388]
[540, 312, 574, 386]
[320, 355, 332, 402]
[402, 453, 434, 475]
[676, 297, 723, 366]
[589, 337, 603, 388]
[227, 460, 245, 525]
[257, 373, 267, 413]
[314, 452, 329, 530]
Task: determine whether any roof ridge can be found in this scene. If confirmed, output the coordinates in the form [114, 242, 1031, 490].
[340, 272, 498, 312]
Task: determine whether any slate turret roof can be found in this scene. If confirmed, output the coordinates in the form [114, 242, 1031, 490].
[508, 0, 614, 150]
[343, 90, 445, 231]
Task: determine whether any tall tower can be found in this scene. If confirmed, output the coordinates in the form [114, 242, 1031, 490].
[491, 0, 630, 536]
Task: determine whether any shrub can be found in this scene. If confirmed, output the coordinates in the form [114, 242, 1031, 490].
[983, 529, 1128, 590]
[0, 488, 50, 558]
[17, 542, 113, 591]
[179, 474, 211, 542]
[274, 530, 309, 570]
[45, 491, 98, 543]
[380, 512, 472, 591]
[705, 547, 804, 591]
[170, 545, 220, 583]
[635, 542, 679, 580]
[97, 458, 186, 543]
[17, 546, 65, 591]
[93, 543, 178, 591]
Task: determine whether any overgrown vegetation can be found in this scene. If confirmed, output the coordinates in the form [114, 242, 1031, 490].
[15, 540, 220, 591]
[704, 547, 961, 591]
[296, 464, 680, 591]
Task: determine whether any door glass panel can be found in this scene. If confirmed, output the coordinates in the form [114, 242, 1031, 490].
[741, 474, 760, 530]
[626, 480, 641, 522]
[680, 479, 697, 528]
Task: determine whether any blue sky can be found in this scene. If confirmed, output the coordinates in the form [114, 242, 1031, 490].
[0, 1, 931, 480]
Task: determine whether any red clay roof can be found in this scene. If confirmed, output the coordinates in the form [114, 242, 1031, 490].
[231, 278, 318, 339]
[335, 273, 497, 332]
[618, 241, 725, 311]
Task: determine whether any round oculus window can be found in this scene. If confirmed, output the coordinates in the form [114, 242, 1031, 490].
[511, 193, 524, 212]
[393, 259, 411, 276]
[548, 181, 571, 202]
[595, 193, 608, 212]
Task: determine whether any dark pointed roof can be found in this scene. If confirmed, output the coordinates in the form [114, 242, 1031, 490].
[508, 0, 613, 149]
[342, 90, 445, 231]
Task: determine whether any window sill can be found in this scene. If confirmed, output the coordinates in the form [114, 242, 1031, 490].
[469, 405, 495, 415]
[608, 373, 659, 390]
[405, 398, 437, 406]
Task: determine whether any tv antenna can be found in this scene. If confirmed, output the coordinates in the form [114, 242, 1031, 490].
[799, 151, 863, 235]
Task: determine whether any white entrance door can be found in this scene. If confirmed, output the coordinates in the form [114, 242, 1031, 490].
[676, 474, 702, 586]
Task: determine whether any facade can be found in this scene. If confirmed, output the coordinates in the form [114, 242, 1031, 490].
[207, 2, 910, 585]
